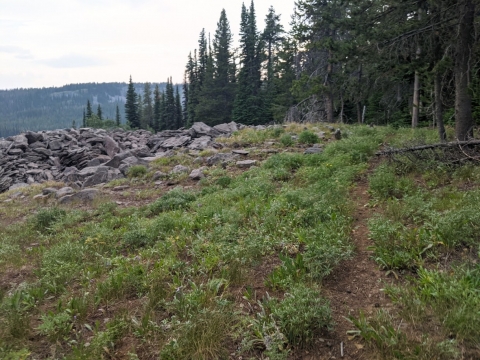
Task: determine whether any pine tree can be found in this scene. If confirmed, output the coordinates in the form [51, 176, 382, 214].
[182, 73, 189, 126]
[186, 52, 199, 126]
[115, 105, 121, 126]
[233, 1, 264, 125]
[195, 9, 236, 125]
[142, 82, 154, 129]
[198, 29, 208, 88]
[175, 86, 183, 129]
[164, 78, 176, 130]
[137, 94, 144, 129]
[97, 104, 103, 121]
[153, 84, 162, 132]
[262, 6, 284, 122]
[82, 109, 86, 127]
[125, 75, 139, 128]
[86, 100, 93, 119]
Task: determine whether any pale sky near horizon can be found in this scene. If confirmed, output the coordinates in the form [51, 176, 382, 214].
[0, 0, 296, 90]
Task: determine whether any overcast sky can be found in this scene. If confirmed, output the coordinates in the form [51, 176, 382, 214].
[0, 0, 296, 90]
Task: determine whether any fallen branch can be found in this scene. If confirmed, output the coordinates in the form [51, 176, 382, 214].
[376, 140, 480, 156]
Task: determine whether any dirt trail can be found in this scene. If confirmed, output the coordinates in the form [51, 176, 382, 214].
[299, 161, 394, 360]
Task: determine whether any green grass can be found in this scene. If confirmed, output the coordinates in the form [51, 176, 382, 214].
[4, 124, 477, 359]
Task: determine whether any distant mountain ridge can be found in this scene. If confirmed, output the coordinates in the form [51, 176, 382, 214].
[0, 82, 169, 138]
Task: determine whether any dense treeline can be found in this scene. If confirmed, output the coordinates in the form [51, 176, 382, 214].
[2, 1, 479, 141]
[0, 82, 168, 138]
[124, 77, 184, 132]
[181, 0, 479, 141]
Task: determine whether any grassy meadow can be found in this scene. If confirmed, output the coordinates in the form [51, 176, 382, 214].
[0, 124, 479, 359]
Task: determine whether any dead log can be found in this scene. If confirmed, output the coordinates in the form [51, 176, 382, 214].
[376, 140, 480, 156]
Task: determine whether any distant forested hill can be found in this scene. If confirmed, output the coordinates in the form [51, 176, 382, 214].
[0, 82, 168, 138]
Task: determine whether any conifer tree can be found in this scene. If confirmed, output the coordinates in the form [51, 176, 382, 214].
[195, 9, 236, 125]
[82, 109, 86, 127]
[153, 84, 162, 132]
[182, 73, 189, 126]
[137, 94, 144, 129]
[142, 82, 154, 129]
[164, 78, 176, 129]
[125, 76, 139, 128]
[86, 100, 93, 119]
[233, 1, 265, 125]
[198, 29, 208, 88]
[115, 105, 121, 126]
[186, 51, 199, 126]
[97, 104, 103, 121]
[175, 86, 183, 129]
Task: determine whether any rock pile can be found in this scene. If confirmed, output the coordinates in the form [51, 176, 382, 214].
[0, 121, 241, 193]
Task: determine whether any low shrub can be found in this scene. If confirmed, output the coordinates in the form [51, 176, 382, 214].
[298, 130, 319, 145]
[127, 165, 148, 178]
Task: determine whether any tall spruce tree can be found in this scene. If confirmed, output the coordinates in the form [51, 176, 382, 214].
[86, 100, 93, 119]
[164, 78, 176, 129]
[115, 105, 121, 126]
[196, 9, 236, 125]
[175, 86, 183, 129]
[97, 104, 103, 121]
[186, 51, 199, 126]
[182, 73, 189, 126]
[142, 82, 154, 129]
[125, 76, 140, 128]
[137, 94, 144, 129]
[153, 84, 162, 132]
[262, 6, 284, 122]
[233, 1, 265, 125]
[198, 29, 208, 88]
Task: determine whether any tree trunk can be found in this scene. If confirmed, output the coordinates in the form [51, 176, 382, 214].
[435, 72, 446, 142]
[411, 3, 423, 128]
[357, 102, 362, 124]
[455, 0, 475, 141]
[325, 50, 334, 123]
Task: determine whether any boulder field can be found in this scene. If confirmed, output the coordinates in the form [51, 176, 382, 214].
[0, 122, 243, 193]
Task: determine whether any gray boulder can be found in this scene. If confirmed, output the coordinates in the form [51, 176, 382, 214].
[161, 136, 191, 149]
[188, 136, 212, 150]
[55, 187, 75, 198]
[190, 122, 221, 138]
[103, 136, 121, 157]
[104, 151, 134, 168]
[170, 165, 189, 174]
[236, 160, 257, 169]
[213, 122, 238, 134]
[58, 188, 100, 204]
[189, 167, 206, 180]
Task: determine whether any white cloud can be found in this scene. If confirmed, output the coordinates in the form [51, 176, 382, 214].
[39, 54, 108, 68]
[0, 45, 33, 59]
[0, 0, 296, 89]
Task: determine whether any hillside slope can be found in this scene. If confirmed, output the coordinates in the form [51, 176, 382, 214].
[0, 82, 168, 138]
[0, 124, 479, 359]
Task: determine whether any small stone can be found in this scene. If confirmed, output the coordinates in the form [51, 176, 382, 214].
[232, 149, 249, 155]
[113, 185, 130, 191]
[55, 187, 74, 198]
[42, 187, 58, 195]
[189, 168, 206, 180]
[170, 165, 189, 174]
[33, 194, 48, 201]
[304, 147, 323, 154]
[9, 183, 29, 191]
[236, 160, 257, 169]
[153, 171, 168, 181]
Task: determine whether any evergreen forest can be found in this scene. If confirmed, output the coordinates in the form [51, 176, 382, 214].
[175, 0, 479, 142]
[0, 82, 169, 138]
